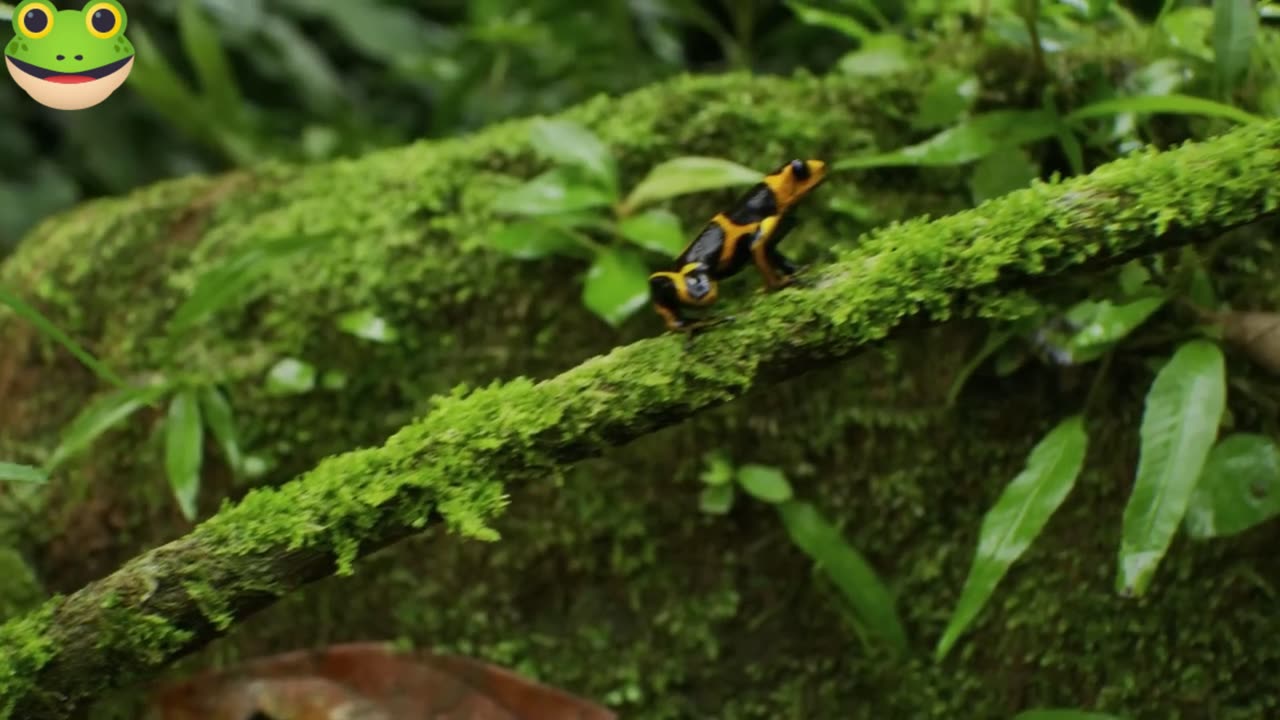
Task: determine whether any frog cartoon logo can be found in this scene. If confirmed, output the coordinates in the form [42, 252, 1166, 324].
[5, 0, 134, 111]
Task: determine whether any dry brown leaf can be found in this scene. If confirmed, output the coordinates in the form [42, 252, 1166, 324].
[1206, 309, 1280, 374]
[149, 642, 617, 720]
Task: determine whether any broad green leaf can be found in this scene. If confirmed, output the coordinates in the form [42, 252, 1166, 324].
[913, 71, 981, 130]
[777, 500, 908, 653]
[969, 146, 1039, 205]
[46, 382, 173, 472]
[1063, 297, 1166, 362]
[835, 111, 1060, 170]
[337, 309, 399, 343]
[936, 415, 1087, 660]
[170, 235, 328, 335]
[837, 34, 915, 77]
[529, 119, 618, 193]
[1065, 94, 1261, 126]
[1213, 0, 1258, 95]
[700, 452, 734, 486]
[1118, 340, 1226, 596]
[784, 0, 873, 40]
[581, 249, 651, 327]
[492, 168, 615, 217]
[1117, 262, 1153, 297]
[1014, 711, 1129, 720]
[0, 284, 126, 389]
[617, 209, 687, 257]
[699, 484, 735, 514]
[0, 463, 47, 484]
[621, 157, 762, 214]
[1185, 434, 1280, 539]
[165, 390, 204, 522]
[265, 358, 317, 396]
[178, 0, 244, 124]
[736, 464, 794, 504]
[1161, 7, 1215, 60]
[486, 220, 584, 260]
[198, 386, 242, 475]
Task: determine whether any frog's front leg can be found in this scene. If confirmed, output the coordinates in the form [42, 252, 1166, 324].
[751, 213, 808, 290]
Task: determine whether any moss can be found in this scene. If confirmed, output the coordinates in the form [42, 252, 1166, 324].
[0, 601, 57, 718]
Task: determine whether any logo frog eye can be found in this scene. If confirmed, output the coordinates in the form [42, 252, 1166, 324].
[18, 2, 54, 39]
[85, 2, 123, 39]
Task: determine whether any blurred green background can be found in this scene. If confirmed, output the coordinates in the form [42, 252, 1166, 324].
[0, 0, 854, 256]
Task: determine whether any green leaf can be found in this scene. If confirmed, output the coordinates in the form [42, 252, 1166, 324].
[1065, 94, 1261, 126]
[1161, 7, 1215, 61]
[1185, 434, 1280, 539]
[337, 309, 399, 343]
[835, 111, 1060, 170]
[581, 249, 651, 327]
[46, 382, 173, 472]
[1117, 261, 1153, 297]
[492, 168, 615, 217]
[1118, 340, 1227, 596]
[170, 235, 328, 335]
[1213, 0, 1258, 96]
[198, 386, 242, 475]
[617, 209, 687, 257]
[936, 415, 1088, 660]
[486, 220, 584, 260]
[913, 71, 980, 130]
[736, 464, 794, 504]
[178, 0, 244, 124]
[0, 463, 47, 484]
[1014, 711, 1129, 720]
[621, 157, 762, 214]
[700, 452, 734, 486]
[1063, 297, 1166, 362]
[784, 0, 873, 40]
[0, 285, 126, 389]
[528, 119, 618, 193]
[265, 358, 317, 396]
[777, 500, 908, 653]
[837, 34, 915, 77]
[165, 390, 204, 522]
[969, 146, 1040, 205]
[699, 484, 735, 515]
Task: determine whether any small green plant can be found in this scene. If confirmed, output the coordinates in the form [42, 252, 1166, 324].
[0, 231, 337, 519]
[697, 452, 909, 655]
[485, 118, 763, 326]
[937, 246, 1280, 658]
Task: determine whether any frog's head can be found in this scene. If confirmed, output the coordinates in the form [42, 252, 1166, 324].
[5, 0, 134, 111]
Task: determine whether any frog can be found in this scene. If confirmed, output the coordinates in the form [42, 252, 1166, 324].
[5, 0, 134, 111]
[647, 158, 828, 333]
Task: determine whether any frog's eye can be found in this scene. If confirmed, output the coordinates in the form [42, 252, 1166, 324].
[85, 2, 123, 39]
[789, 159, 810, 182]
[18, 2, 55, 40]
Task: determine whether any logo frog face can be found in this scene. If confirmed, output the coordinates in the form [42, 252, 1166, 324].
[5, 0, 134, 111]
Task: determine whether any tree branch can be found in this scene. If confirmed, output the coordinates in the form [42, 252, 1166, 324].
[2, 120, 1278, 719]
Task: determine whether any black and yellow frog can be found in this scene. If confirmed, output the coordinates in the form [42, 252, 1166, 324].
[647, 158, 827, 332]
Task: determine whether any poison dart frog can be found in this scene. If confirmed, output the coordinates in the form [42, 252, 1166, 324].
[648, 158, 827, 332]
[5, 0, 134, 111]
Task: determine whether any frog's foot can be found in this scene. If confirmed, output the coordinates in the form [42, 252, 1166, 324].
[678, 315, 736, 350]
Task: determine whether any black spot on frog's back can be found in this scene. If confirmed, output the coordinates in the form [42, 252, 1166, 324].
[680, 221, 726, 265]
[726, 184, 777, 225]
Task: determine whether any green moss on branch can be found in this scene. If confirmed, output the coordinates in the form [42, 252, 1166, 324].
[2, 117, 1278, 719]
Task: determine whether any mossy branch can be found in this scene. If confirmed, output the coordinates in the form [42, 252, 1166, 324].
[2, 120, 1279, 718]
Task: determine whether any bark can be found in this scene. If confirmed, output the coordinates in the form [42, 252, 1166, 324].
[2, 117, 1278, 719]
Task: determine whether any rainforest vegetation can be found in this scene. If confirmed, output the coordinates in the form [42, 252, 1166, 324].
[2, 1, 1280, 718]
